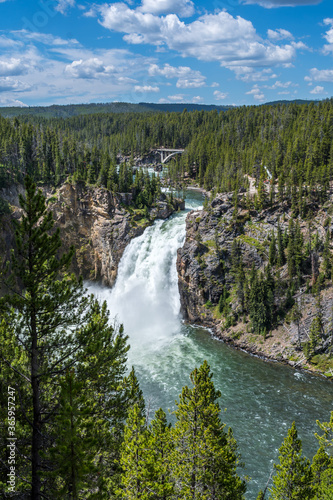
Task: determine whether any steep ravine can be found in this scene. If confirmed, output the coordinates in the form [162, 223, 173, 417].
[177, 193, 333, 378]
[0, 181, 184, 287]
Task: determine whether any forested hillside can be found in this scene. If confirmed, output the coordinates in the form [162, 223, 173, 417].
[0, 99, 332, 198]
[0, 101, 231, 119]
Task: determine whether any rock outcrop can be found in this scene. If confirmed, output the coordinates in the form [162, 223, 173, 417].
[177, 193, 333, 377]
[177, 194, 264, 322]
[0, 181, 184, 287]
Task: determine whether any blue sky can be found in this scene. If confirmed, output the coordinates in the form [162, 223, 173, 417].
[0, 0, 332, 107]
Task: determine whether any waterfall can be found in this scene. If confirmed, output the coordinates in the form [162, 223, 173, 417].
[105, 214, 185, 348]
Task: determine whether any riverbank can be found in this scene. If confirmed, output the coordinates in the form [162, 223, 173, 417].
[193, 316, 332, 380]
[177, 192, 333, 380]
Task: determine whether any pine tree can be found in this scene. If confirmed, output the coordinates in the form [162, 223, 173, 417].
[311, 445, 333, 499]
[315, 411, 333, 453]
[309, 316, 322, 355]
[277, 222, 285, 267]
[172, 361, 246, 499]
[118, 403, 152, 499]
[269, 231, 276, 266]
[269, 422, 313, 500]
[125, 366, 146, 416]
[148, 408, 174, 499]
[322, 228, 332, 278]
[287, 218, 296, 279]
[0, 177, 129, 498]
[49, 370, 88, 499]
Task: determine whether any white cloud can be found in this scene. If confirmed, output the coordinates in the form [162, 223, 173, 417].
[192, 95, 203, 103]
[213, 90, 228, 100]
[310, 85, 325, 94]
[55, 0, 76, 14]
[148, 63, 206, 88]
[0, 30, 158, 105]
[0, 35, 22, 48]
[0, 58, 29, 76]
[139, 0, 195, 17]
[168, 94, 185, 101]
[134, 85, 160, 92]
[159, 94, 202, 103]
[98, 3, 162, 44]
[0, 97, 28, 107]
[211, 82, 219, 87]
[241, 0, 322, 7]
[246, 85, 265, 101]
[96, 6, 303, 75]
[266, 80, 296, 89]
[11, 30, 80, 47]
[267, 28, 293, 41]
[232, 67, 277, 82]
[323, 18, 333, 54]
[0, 77, 32, 92]
[307, 68, 333, 82]
[65, 58, 115, 78]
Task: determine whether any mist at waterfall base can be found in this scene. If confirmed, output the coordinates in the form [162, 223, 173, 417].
[86, 190, 332, 498]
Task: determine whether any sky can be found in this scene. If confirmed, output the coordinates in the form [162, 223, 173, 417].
[0, 0, 332, 107]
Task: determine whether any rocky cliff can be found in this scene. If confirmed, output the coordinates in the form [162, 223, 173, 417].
[177, 193, 333, 378]
[0, 181, 184, 287]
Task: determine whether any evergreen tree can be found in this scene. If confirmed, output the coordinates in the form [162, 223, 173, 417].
[277, 222, 285, 267]
[172, 360, 246, 499]
[269, 231, 276, 266]
[125, 366, 146, 416]
[322, 229, 332, 278]
[148, 408, 174, 499]
[269, 422, 313, 500]
[118, 403, 152, 499]
[0, 177, 129, 498]
[315, 411, 333, 452]
[311, 446, 333, 499]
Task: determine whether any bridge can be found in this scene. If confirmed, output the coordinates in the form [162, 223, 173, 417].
[156, 148, 184, 164]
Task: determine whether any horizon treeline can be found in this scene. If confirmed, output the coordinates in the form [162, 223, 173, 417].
[0, 99, 333, 197]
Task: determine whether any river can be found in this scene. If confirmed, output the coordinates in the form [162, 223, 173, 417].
[87, 189, 332, 498]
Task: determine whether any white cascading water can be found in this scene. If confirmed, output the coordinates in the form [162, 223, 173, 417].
[106, 215, 185, 352]
[86, 194, 204, 399]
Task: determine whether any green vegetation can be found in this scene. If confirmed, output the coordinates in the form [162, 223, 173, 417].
[0, 99, 332, 198]
[0, 178, 130, 497]
[0, 99, 333, 495]
[1, 181, 331, 498]
[0, 101, 231, 119]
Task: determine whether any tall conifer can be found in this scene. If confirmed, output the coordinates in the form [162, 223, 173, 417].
[0, 177, 129, 498]
[172, 361, 246, 499]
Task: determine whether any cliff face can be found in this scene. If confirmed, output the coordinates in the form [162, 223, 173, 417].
[0, 182, 183, 287]
[177, 194, 263, 322]
[177, 193, 333, 377]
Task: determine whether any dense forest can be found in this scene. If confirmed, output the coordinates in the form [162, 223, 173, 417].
[0, 99, 332, 196]
[0, 179, 332, 498]
[0, 102, 233, 119]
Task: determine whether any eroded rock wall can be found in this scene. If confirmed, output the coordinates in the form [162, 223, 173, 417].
[0, 182, 183, 287]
